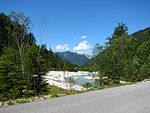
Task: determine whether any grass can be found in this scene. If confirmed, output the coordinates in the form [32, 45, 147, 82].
[47, 85, 81, 97]
[1, 83, 135, 106]
[0, 85, 82, 106]
[92, 84, 124, 91]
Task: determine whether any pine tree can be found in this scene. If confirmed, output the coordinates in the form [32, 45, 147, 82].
[0, 48, 25, 100]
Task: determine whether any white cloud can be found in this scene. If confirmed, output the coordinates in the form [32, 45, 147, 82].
[50, 47, 54, 51]
[73, 40, 91, 54]
[55, 44, 69, 52]
[81, 35, 87, 40]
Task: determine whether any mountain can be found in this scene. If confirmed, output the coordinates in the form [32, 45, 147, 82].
[57, 51, 89, 66]
[131, 27, 150, 42]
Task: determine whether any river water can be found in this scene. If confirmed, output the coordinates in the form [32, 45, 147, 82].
[71, 72, 97, 85]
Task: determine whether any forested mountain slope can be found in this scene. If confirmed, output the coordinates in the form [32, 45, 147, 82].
[57, 51, 89, 66]
[0, 12, 76, 101]
[86, 24, 150, 84]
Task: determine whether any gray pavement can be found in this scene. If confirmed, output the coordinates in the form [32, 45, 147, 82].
[1, 81, 150, 113]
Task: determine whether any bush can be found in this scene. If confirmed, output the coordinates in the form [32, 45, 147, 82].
[82, 82, 93, 89]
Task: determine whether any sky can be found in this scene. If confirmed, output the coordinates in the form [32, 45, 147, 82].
[0, 0, 150, 55]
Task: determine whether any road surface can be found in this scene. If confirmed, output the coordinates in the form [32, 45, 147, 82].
[1, 81, 150, 113]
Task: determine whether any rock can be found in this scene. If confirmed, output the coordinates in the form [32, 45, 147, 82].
[0, 102, 2, 107]
[3, 102, 8, 106]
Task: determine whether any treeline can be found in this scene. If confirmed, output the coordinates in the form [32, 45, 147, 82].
[89, 23, 150, 84]
[0, 11, 76, 101]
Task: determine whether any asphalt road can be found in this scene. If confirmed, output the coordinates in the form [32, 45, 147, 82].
[1, 81, 150, 113]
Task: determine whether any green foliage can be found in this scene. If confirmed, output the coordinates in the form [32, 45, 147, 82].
[90, 23, 150, 85]
[82, 82, 93, 88]
[0, 11, 78, 101]
[93, 84, 123, 90]
[47, 85, 79, 96]
[0, 13, 13, 55]
[65, 77, 76, 84]
[64, 77, 76, 90]
[0, 11, 149, 102]
[0, 48, 25, 101]
[140, 55, 150, 79]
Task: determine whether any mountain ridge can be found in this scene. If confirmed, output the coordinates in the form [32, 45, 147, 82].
[57, 51, 89, 66]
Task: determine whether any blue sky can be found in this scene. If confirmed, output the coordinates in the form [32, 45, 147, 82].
[0, 0, 150, 55]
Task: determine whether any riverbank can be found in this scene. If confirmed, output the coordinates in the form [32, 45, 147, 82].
[44, 71, 98, 91]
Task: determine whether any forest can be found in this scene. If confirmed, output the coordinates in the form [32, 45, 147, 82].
[0, 11, 150, 101]
[0, 11, 76, 101]
[87, 23, 150, 85]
